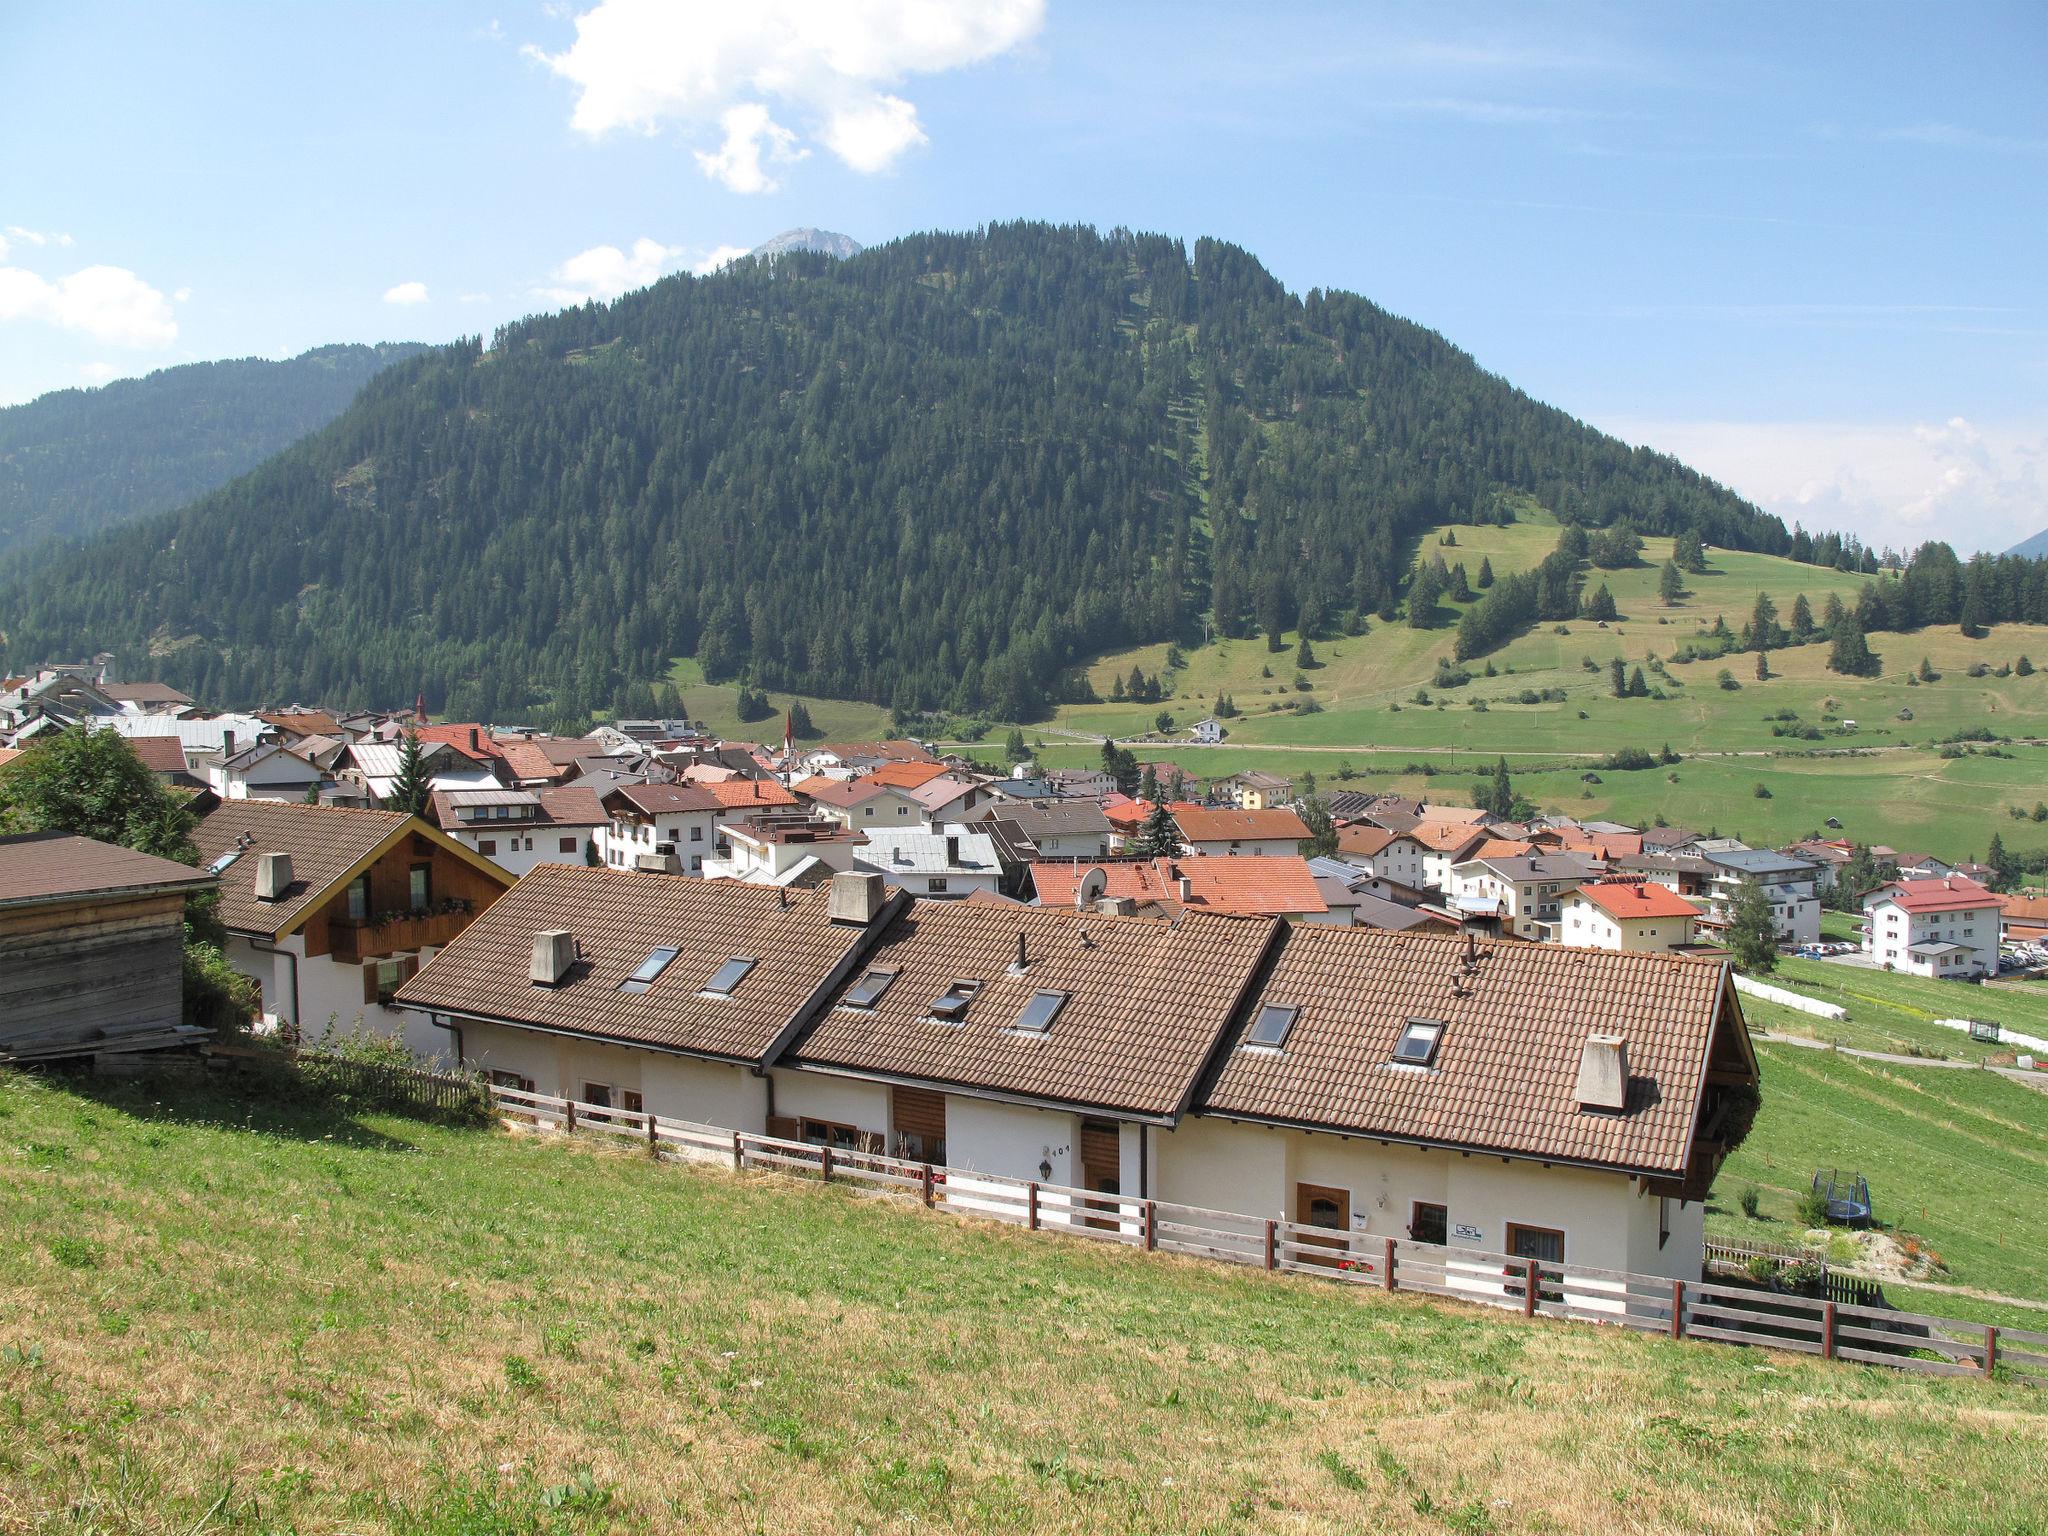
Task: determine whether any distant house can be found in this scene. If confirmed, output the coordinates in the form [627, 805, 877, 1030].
[1863, 876, 2001, 978]
[1783, 839, 1855, 894]
[1332, 825, 1429, 889]
[1446, 853, 1601, 940]
[855, 826, 1003, 900]
[1560, 880, 1702, 954]
[102, 682, 196, 715]
[1172, 806, 1310, 858]
[0, 832, 216, 1064]
[1407, 820, 1492, 892]
[431, 785, 606, 877]
[970, 799, 1114, 862]
[1189, 717, 1227, 744]
[703, 813, 867, 887]
[1044, 767, 1115, 799]
[900, 773, 992, 826]
[126, 733, 199, 785]
[335, 739, 502, 806]
[199, 740, 325, 802]
[194, 800, 515, 1060]
[594, 784, 723, 873]
[1698, 849, 1822, 947]
[1032, 855, 1331, 923]
[796, 775, 927, 831]
[1213, 769, 1293, 810]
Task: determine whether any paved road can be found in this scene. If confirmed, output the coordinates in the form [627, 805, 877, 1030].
[1756, 1029, 2047, 1089]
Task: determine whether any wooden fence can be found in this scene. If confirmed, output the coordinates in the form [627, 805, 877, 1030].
[488, 1085, 2048, 1386]
[216, 1045, 489, 1120]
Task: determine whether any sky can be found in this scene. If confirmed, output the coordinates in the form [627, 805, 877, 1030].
[2, 1, 2043, 554]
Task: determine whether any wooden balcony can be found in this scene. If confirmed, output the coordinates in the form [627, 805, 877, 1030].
[330, 908, 473, 964]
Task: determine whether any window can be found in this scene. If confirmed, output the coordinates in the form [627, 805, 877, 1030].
[409, 862, 431, 909]
[1659, 1197, 1672, 1250]
[1245, 1002, 1299, 1050]
[927, 979, 981, 1021]
[1012, 989, 1068, 1034]
[802, 1117, 861, 1149]
[488, 1069, 534, 1093]
[365, 956, 418, 1006]
[690, 823, 703, 841]
[617, 947, 680, 993]
[1507, 1224, 1564, 1264]
[559, 837, 578, 854]
[622, 1090, 645, 1115]
[702, 955, 757, 996]
[928, 877, 949, 893]
[843, 967, 898, 1009]
[1411, 1202, 1449, 1246]
[478, 839, 498, 856]
[346, 874, 369, 922]
[1392, 1018, 1445, 1067]
[582, 1082, 613, 1110]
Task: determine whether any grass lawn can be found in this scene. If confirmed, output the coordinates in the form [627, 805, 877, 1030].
[1742, 958, 2048, 1062]
[1708, 1043, 2048, 1326]
[664, 657, 893, 746]
[6, 1069, 2046, 1535]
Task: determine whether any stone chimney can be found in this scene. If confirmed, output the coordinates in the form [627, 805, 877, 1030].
[1575, 1035, 1629, 1112]
[530, 929, 576, 985]
[253, 851, 293, 900]
[945, 833, 959, 865]
[827, 870, 886, 925]
[1096, 896, 1135, 917]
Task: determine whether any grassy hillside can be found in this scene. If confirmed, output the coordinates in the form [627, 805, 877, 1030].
[5, 1069, 2044, 1534]
[1709, 1043, 2048, 1326]
[1743, 959, 2048, 1062]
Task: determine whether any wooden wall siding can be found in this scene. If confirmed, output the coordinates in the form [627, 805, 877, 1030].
[891, 1086, 947, 1145]
[0, 893, 185, 1053]
[301, 842, 508, 958]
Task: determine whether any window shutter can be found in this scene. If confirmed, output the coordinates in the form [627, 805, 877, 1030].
[362, 963, 379, 1005]
[766, 1114, 800, 1141]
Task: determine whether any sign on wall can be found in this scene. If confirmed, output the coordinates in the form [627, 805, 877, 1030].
[1452, 1223, 1484, 1243]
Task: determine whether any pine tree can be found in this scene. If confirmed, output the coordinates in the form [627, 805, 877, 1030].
[1659, 560, 1684, 604]
[1296, 634, 1318, 669]
[1004, 726, 1029, 764]
[1988, 831, 2016, 889]
[1476, 556, 1494, 588]
[388, 726, 432, 816]
[1610, 657, 1628, 698]
[1482, 755, 1514, 818]
[1139, 764, 1160, 804]
[1408, 560, 1442, 629]
[1673, 528, 1707, 573]
[1828, 620, 1880, 677]
[1727, 878, 1780, 972]
[1583, 582, 1618, 622]
[1755, 650, 1769, 682]
[1790, 593, 1814, 637]
[1821, 591, 1846, 632]
[788, 700, 816, 738]
[1629, 665, 1649, 697]
[1748, 590, 1778, 652]
[2018, 655, 2036, 676]
[1961, 596, 1987, 639]
[1133, 801, 1181, 857]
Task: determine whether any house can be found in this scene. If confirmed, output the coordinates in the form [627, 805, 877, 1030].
[126, 733, 200, 785]
[1613, 851, 1716, 900]
[1332, 825, 1429, 889]
[1045, 768, 1115, 799]
[593, 784, 724, 873]
[102, 682, 196, 714]
[865, 760, 953, 791]
[970, 799, 1114, 862]
[431, 786, 606, 877]
[1213, 769, 1294, 810]
[1862, 876, 2001, 978]
[2000, 893, 2048, 946]
[698, 775, 801, 831]
[1783, 839, 1855, 894]
[1891, 852, 1955, 881]
[336, 739, 502, 806]
[193, 800, 515, 1061]
[798, 739, 939, 778]
[493, 734, 590, 786]
[901, 773, 993, 826]
[1408, 820, 1493, 892]
[198, 740, 325, 802]
[1560, 879, 1702, 954]
[1190, 717, 1227, 744]
[702, 813, 867, 887]
[1172, 806, 1310, 858]
[854, 827, 1003, 900]
[1031, 855, 1331, 922]
[0, 831, 217, 1064]
[1446, 853, 1601, 940]
[398, 874, 1756, 1281]
[257, 710, 346, 743]
[796, 775, 929, 831]
[1698, 849, 1822, 948]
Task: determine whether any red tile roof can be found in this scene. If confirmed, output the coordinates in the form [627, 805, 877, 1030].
[701, 778, 798, 810]
[1334, 825, 1400, 858]
[1573, 880, 1702, 921]
[1870, 875, 1999, 915]
[497, 740, 576, 783]
[415, 724, 506, 762]
[1407, 820, 1490, 855]
[1173, 807, 1311, 843]
[867, 760, 951, 789]
[1473, 837, 1535, 861]
[126, 735, 190, 774]
[1033, 856, 1327, 917]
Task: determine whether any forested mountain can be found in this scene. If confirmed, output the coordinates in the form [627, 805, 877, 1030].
[0, 223, 1793, 723]
[2011, 528, 2048, 560]
[0, 343, 427, 557]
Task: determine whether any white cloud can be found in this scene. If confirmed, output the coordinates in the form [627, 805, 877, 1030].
[1600, 414, 2048, 557]
[536, 237, 684, 303]
[459, 291, 494, 304]
[174, 286, 192, 302]
[0, 263, 177, 348]
[693, 102, 805, 193]
[79, 362, 120, 384]
[692, 244, 750, 275]
[5, 226, 74, 249]
[527, 0, 1043, 189]
[383, 281, 430, 306]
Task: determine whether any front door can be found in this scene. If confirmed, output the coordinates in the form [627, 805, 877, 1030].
[1295, 1183, 1351, 1266]
[1079, 1117, 1121, 1229]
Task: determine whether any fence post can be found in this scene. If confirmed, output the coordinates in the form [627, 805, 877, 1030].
[1384, 1237, 1396, 1292]
[1027, 1181, 1039, 1231]
[821, 1145, 834, 1184]
[647, 1115, 659, 1159]
[732, 1130, 743, 1172]
[1264, 1219, 1277, 1271]
[1985, 1326, 2000, 1377]
[1822, 1301, 1838, 1360]
[565, 1101, 576, 1137]
[922, 1164, 935, 1208]
[1143, 1200, 1157, 1251]
[1671, 1280, 1685, 1339]
[1524, 1259, 1539, 1317]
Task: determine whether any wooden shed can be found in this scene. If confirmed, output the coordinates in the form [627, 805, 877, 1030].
[0, 831, 217, 1064]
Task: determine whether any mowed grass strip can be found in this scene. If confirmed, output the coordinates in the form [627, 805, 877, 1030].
[3, 1072, 2046, 1534]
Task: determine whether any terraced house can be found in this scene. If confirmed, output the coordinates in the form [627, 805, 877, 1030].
[399, 868, 1758, 1280]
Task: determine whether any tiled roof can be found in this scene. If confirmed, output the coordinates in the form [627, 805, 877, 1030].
[126, 735, 190, 774]
[1869, 875, 1998, 914]
[258, 710, 343, 738]
[701, 778, 798, 810]
[1573, 880, 1702, 921]
[104, 682, 195, 706]
[1418, 805, 1494, 825]
[818, 739, 938, 765]
[795, 776, 891, 808]
[396, 865, 882, 1064]
[1456, 852, 1601, 883]
[901, 774, 981, 812]
[194, 801, 414, 937]
[1334, 825, 1402, 858]
[497, 741, 576, 783]
[0, 831, 214, 908]
[785, 901, 1278, 1119]
[1200, 924, 1734, 1175]
[1173, 807, 1311, 843]
[0, 748, 22, 770]
[606, 783, 724, 817]
[431, 785, 608, 829]
[416, 724, 507, 762]
[1473, 838, 1535, 860]
[1032, 856, 1327, 917]
[867, 760, 951, 789]
[979, 799, 1113, 841]
[1407, 820, 1489, 854]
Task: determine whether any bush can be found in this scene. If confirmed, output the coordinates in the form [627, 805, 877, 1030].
[1796, 1188, 1831, 1227]
[1753, 783, 1772, 798]
[1595, 747, 1657, 771]
[1738, 1186, 1761, 1219]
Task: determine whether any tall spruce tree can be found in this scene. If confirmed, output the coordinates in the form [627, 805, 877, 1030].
[388, 726, 432, 816]
[1727, 878, 1780, 972]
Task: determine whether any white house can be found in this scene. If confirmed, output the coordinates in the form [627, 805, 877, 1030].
[854, 826, 1003, 900]
[1447, 853, 1601, 940]
[1334, 826, 1429, 890]
[970, 799, 1114, 861]
[1190, 718, 1227, 744]
[199, 741, 325, 802]
[1559, 879, 1701, 954]
[337, 739, 502, 806]
[702, 813, 867, 886]
[430, 786, 606, 877]
[1862, 875, 2002, 978]
[1700, 849, 1822, 948]
[1172, 806, 1310, 858]
[594, 784, 723, 874]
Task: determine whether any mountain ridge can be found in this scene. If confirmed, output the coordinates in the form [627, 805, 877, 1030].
[2009, 528, 2048, 560]
[750, 227, 863, 261]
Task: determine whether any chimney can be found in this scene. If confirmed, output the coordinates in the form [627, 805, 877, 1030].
[530, 929, 576, 986]
[470, 726, 481, 753]
[1177, 876, 1193, 902]
[223, 728, 236, 758]
[1575, 1035, 1629, 1112]
[945, 833, 959, 865]
[1012, 930, 1029, 973]
[1096, 896, 1134, 917]
[827, 870, 886, 925]
[253, 851, 293, 900]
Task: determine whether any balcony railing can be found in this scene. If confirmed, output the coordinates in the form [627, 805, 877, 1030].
[330, 906, 473, 963]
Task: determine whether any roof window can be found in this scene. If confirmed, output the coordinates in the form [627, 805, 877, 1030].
[618, 946, 679, 993]
[1392, 1017, 1445, 1067]
[701, 955, 758, 996]
[1011, 989, 1068, 1035]
[1244, 1002, 1299, 1050]
[927, 979, 982, 1022]
[842, 967, 898, 1009]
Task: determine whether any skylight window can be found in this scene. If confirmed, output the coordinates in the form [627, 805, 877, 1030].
[205, 848, 245, 875]
[927, 979, 982, 1022]
[1245, 1002, 1299, 1050]
[617, 946, 679, 993]
[1011, 989, 1068, 1035]
[702, 956, 758, 996]
[1393, 1018, 1445, 1067]
[843, 967, 898, 1009]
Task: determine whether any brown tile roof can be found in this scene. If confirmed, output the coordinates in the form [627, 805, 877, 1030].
[785, 901, 1279, 1119]
[397, 866, 883, 1064]
[701, 778, 798, 811]
[416, 724, 506, 761]
[1407, 820, 1490, 855]
[795, 776, 891, 809]
[1032, 856, 1327, 917]
[429, 785, 608, 829]
[1418, 804, 1494, 825]
[1199, 925, 1736, 1175]
[497, 740, 576, 783]
[258, 710, 343, 739]
[103, 682, 194, 706]
[0, 831, 215, 908]
[1472, 838, 1535, 861]
[1334, 825, 1398, 859]
[1173, 807, 1311, 843]
[867, 760, 951, 790]
[126, 735, 190, 774]
[606, 783, 724, 817]
[0, 748, 22, 770]
[821, 739, 938, 765]
[1573, 880, 1702, 921]
[901, 774, 982, 812]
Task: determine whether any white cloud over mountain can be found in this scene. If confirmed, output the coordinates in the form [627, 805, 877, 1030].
[382, 281, 430, 306]
[527, 0, 1043, 192]
[534, 236, 753, 304]
[0, 261, 177, 348]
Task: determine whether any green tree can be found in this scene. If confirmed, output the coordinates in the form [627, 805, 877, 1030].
[1610, 657, 1628, 698]
[787, 700, 817, 739]
[1748, 590, 1778, 653]
[1004, 726, 1029, 764]
[1827, 620, 1881, 678]
[1755, 649, 1769, 681]
[1407, 560, 1443, 629]
[1479, 755, 1515, 819]
[1987, 831, 2017, 890]
[1673, 528, 1707, 573]
[1727, 878, 1780, 972]
[1132, 800, 1181, 857]
[1296, 634, 1318, 669]
[1629, 665, 1649, 697]
[387, 726, 433, 815]
[1476, 555, 1494, 588]
[1296, 794, 1339, 859]
[1658, 560, 1684, 605]
[1138, 764, 1161, 804]
[1790, 593, 1814, 637]
[1155, 710, 1176, 733]
[1582, 582, 1618, 622]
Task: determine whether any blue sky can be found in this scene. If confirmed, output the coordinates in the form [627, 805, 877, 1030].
[2, 1, 2042, 552]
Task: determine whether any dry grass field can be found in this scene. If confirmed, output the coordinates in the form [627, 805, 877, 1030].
[5, 1068, 2047, 1535]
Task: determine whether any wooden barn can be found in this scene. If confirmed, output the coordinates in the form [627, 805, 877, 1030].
[0, 831, 216, 1064]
